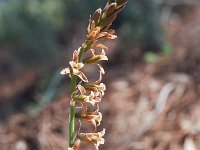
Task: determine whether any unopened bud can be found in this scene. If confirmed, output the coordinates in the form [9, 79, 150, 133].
[114, 5, 125, 14]
[88, 27, 101, 40]
[83, 55, 108, 64]
[107, 3, 117, 15]
[92, 43, 108, 50]
[92, 8, 102, 26]
[100, 13, 117, 27]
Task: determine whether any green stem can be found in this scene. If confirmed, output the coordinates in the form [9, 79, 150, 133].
[68, 46, 85, 148]
[68, 22, 99, 148]
[69, 75, 77, 147]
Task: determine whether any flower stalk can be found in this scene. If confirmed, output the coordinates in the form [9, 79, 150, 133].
[61, 0, 127, 149]
[69, 75, 77, 147]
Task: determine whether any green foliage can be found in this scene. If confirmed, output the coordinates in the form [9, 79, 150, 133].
[161, 42, 172, 55]
[28, 0, 66, 29]
[144, 52, 158, 63]
[144, 42, 172, 64]
[0, 0, 62, 64]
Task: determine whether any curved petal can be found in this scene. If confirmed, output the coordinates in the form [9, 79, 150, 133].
[60, 68, 70, 75]
[77, 63, 84, 69]
[77, 72, 89, 83]
[69, 61, 77, 68]
[73, 50, 79, 63]
[77, 85, 86, 95]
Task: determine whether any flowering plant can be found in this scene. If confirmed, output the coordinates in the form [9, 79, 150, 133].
[61, 0, 127, 149]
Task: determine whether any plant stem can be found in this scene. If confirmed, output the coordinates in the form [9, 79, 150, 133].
[69, 46, 85, 147]
[69, 75, 77, 147]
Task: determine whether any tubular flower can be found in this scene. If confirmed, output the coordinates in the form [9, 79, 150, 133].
[91, 43, 108, 50]
[84, 83, 106, 96]
[61, 0, 127, 149]
[76, 85, 102, 106]
[78, 129, 106, 150]
[88, 27, 101, 40]
[83, 49, 108, 64]
[96, 31, 117, 40]
[75, 111, 102, 131]
[75, 91, 96, 106]
[61, 50, 88, 82]
[93, 64, 105, 84]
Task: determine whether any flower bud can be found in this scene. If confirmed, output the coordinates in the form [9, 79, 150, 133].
[107, 2, 117, 15]
[91, 43, 108, 50]
[100, 13, 117, 27]
[88, 27, 101, 40]
[92, 8, 102, 26]
[114, 5, 125, 14]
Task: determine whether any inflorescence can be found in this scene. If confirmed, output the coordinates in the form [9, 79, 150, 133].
[61, 0, 127, 149]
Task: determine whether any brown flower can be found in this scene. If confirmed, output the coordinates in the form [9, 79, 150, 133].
[91, 43, 108, 50]
[83, 49, 108, 64]
[84, 83, 106, 96]
[76, 85, 103, 106]
[61, 50, 88, 82]
[88, 27, 101, 40]
[78, 129, 105, 150]
[75, 110, 102, 131]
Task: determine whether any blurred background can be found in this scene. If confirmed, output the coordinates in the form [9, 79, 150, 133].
[0, 0, 200, 149]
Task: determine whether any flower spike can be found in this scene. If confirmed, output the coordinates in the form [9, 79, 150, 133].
[61, 0, 127, 149]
